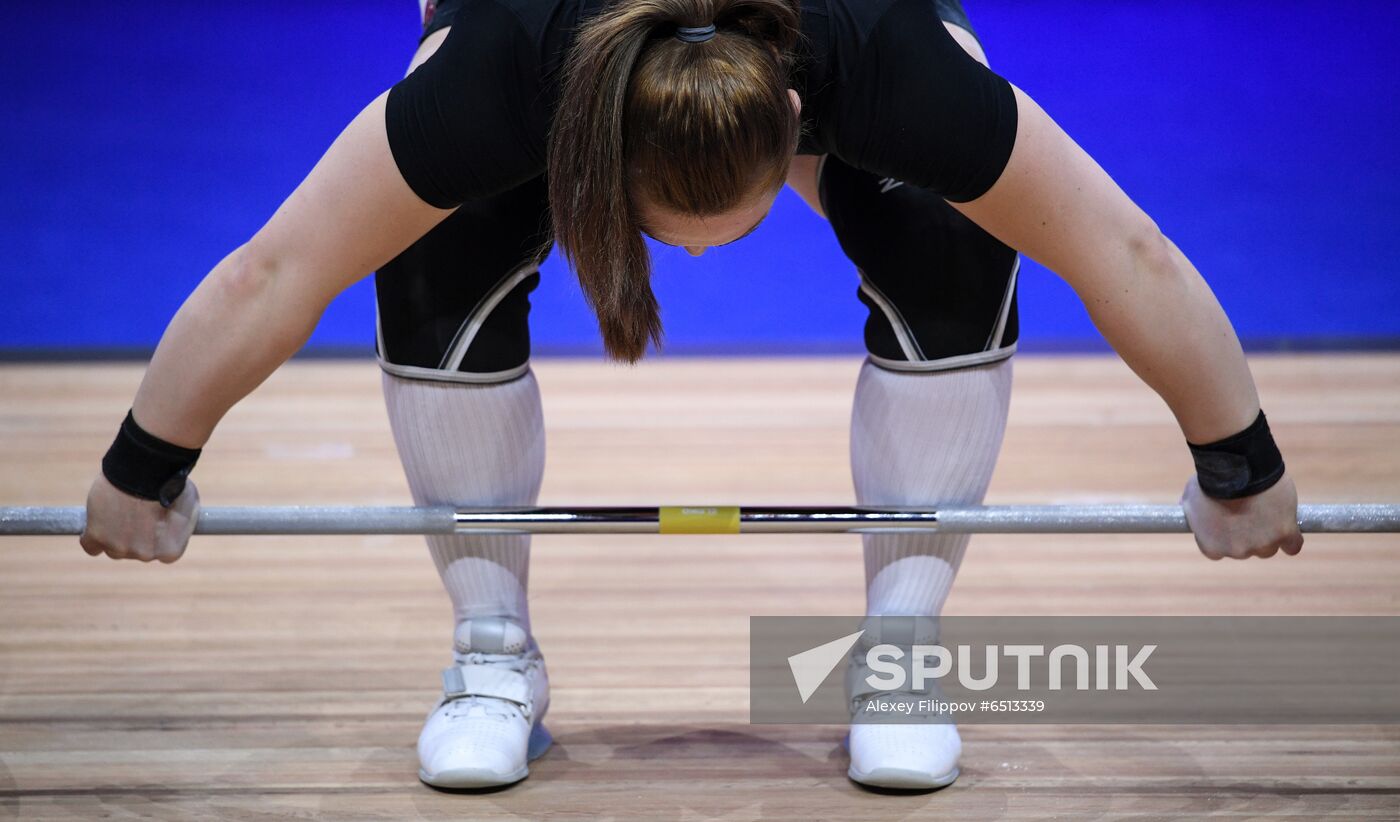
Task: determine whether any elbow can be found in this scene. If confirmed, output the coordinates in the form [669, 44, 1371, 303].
[1125, 220, 1183, 282]
[215, 244, 283, 304]
[205, 244, 322, 354]
[1070, 219, 1191, 321]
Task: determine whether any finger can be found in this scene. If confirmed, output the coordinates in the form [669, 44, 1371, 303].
[175, 511, 198, 547]
[170, 486, 200, 552]
[1224, 541, 1254, 560]
[129, 539, 159, 562]
[1180, 475, 1202, 503]
[152, 534, 186, 564]
[156, 538, 188, 564]
[1253, 541, 1281, 559]
[178, 481, 201, 513]
[1282, 533, 1304, 556]
[107, 541, 147, 561]
[79, 533, 105, 557]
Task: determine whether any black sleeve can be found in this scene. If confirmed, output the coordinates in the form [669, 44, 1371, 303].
[385, 0, 550, 208]
[827, 0, 1018, 202]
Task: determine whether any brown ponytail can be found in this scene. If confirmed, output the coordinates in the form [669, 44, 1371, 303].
[548, 0, 802, 362]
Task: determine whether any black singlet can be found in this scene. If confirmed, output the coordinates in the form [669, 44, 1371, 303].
[385, 0, 1018, 209]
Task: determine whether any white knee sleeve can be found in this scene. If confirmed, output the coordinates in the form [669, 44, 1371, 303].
[382, 370, 545, 636]
[851, 358, 1012, 617]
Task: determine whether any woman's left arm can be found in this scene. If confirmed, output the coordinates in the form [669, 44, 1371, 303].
[954, 88, 1303, 560]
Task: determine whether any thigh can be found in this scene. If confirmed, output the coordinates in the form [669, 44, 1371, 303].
[374, 174, 552, 383]
[820, 155, 1020, 371]
[809, 0, 1015, 370]
[375, 11, 551, 384]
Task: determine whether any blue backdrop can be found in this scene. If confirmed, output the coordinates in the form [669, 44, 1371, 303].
[3, 0, 1397, 355]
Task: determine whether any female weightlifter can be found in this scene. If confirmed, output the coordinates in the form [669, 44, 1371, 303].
[80, 0, 1303, 792]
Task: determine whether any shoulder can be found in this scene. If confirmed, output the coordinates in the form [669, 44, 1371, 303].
[820, 0, 913, 78]
[385, 0, 588, 206]
[408, 0, 588, 111]
[487, 0, 585, 35]
[821, 0, 905, 37]
[429, 0, 586, 68]
[460, 0, 596, 90]
[803, 0, 948, 152]
[799, 0, 907, 132]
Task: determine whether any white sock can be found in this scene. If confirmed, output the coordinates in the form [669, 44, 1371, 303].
[382, 371, 544, 643]
[850, 358, 1012, 618]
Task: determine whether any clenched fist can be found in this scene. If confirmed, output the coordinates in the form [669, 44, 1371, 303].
[80, 473, 200, 563]
[1182, 471, 1303, 560]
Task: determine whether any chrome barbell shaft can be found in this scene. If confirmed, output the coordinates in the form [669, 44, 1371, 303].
[2, 504, 1399, 536]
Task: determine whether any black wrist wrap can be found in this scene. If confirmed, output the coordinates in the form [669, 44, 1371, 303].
[101, 411, 202, 507]
[1187, 410, 1285, 500]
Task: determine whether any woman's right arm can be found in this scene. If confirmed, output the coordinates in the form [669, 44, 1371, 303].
[81, 91, 452, 561]
[136, 92, 450, 445]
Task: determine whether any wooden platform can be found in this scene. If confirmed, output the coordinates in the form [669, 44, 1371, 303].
[2, 354, 1398, 820]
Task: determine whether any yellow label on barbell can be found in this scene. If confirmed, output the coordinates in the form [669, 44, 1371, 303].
[659, 506, 741, 534]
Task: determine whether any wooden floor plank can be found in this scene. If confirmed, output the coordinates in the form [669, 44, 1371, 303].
[2, 354, 1398, 819]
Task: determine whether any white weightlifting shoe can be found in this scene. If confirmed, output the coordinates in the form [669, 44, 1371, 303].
[847, 721, 961, 790]
[844, 615, 960, 790]
[417, 617, 552, 789]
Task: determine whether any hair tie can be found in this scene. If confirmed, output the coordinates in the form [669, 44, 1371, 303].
[675, 24, 717, 43]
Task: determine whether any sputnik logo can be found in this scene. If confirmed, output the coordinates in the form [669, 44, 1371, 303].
[787, 630, 864, 703]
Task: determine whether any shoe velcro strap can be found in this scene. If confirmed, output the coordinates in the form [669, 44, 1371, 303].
[848, 671, 899, 703]
[441, 665, 532, 707]
[846, 660, 940, 704]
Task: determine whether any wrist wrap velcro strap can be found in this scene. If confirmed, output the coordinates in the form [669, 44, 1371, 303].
[1187, 410, 1285, 500]
[101, 410, 202, 508]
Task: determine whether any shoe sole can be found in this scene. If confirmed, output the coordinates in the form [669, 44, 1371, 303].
[842, 731, 959, 791]
[418, 722, 553, 789]
[848, 764, 960, 791]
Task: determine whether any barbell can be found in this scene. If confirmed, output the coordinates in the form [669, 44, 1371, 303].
[2, 503, 1399, 536]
